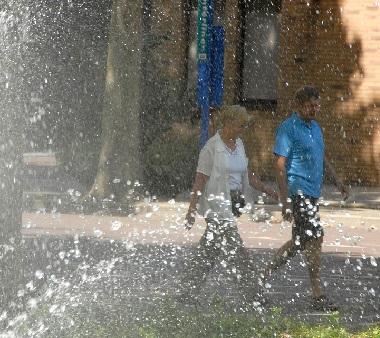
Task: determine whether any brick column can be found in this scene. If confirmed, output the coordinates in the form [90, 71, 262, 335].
[223, 0, 244, 105]
[277, 0, 315, 114]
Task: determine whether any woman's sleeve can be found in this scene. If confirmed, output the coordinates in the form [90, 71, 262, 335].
[196, 146, 213, 176]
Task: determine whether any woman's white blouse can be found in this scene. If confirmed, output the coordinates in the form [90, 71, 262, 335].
[226, 148, 246, 190]
[196, 131, 254, 220]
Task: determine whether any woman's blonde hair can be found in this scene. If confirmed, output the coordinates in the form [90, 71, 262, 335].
[218, 105, 252, 127]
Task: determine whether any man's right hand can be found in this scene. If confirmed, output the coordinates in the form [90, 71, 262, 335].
[281, 201, 293, 222]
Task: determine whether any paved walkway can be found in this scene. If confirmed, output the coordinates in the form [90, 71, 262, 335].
[22, 183, 380, 254]
[18, 184, 380, 333]
[22, 195, 380, 256]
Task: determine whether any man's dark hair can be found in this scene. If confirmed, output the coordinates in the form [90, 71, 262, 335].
[294, 86, 320, 104]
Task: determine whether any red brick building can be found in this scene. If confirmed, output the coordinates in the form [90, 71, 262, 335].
[152, 0, 380, 186]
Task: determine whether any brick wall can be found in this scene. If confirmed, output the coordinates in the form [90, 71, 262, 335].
[276, 0, 380, 186]
[154, 0, 380, 186]
[223, 0, 243, 104]
[226, 0, 380, 186]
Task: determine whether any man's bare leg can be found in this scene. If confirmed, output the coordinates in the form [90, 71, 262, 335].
[260, 239, 297, 286]
[304, 237, 338, 311]
[303, 237, 323, 297]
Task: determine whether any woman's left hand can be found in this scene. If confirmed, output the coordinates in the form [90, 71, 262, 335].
[267, 189, 279, 203]
[184, 208, 196, 230]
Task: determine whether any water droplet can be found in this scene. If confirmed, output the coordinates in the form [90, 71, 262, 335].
[204, 230, 213, 242]
[94, 229, 103, 237]
[295, 236, 300, 246]
[35, 270, 44, 279]
[111, 220, 122, 231]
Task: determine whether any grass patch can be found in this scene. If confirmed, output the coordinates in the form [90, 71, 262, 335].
[9, 298, 380, 337]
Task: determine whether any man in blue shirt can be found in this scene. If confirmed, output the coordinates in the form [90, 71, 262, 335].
[261, 86, 349, 312]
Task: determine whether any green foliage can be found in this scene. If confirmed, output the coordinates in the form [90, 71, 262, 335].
[56, 133, 101, 189]
[356, 324, 380, 338]
[286, 312, 351, 338]
[10, 297, 380, 338]
[143, 129, 199, 197]
[137, 301, 379, 338]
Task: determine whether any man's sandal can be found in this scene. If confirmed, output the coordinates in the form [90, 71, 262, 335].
[311, 295, 338, 312]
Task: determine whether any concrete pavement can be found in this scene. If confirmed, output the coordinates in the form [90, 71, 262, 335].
[22, 183, 380, 255]
[22, 195, 380, 256]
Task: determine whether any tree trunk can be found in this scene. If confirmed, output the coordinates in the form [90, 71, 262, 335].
[87, 0, 143, 200]
[0, 4, 24, 310]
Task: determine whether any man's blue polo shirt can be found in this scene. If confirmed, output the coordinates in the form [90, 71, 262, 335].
[274, 112, 325, 198]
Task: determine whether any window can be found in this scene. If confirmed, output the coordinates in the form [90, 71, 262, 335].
[241, 0, 281, 108]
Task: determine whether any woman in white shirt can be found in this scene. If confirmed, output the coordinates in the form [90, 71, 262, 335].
[178, 105, 278, 306]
